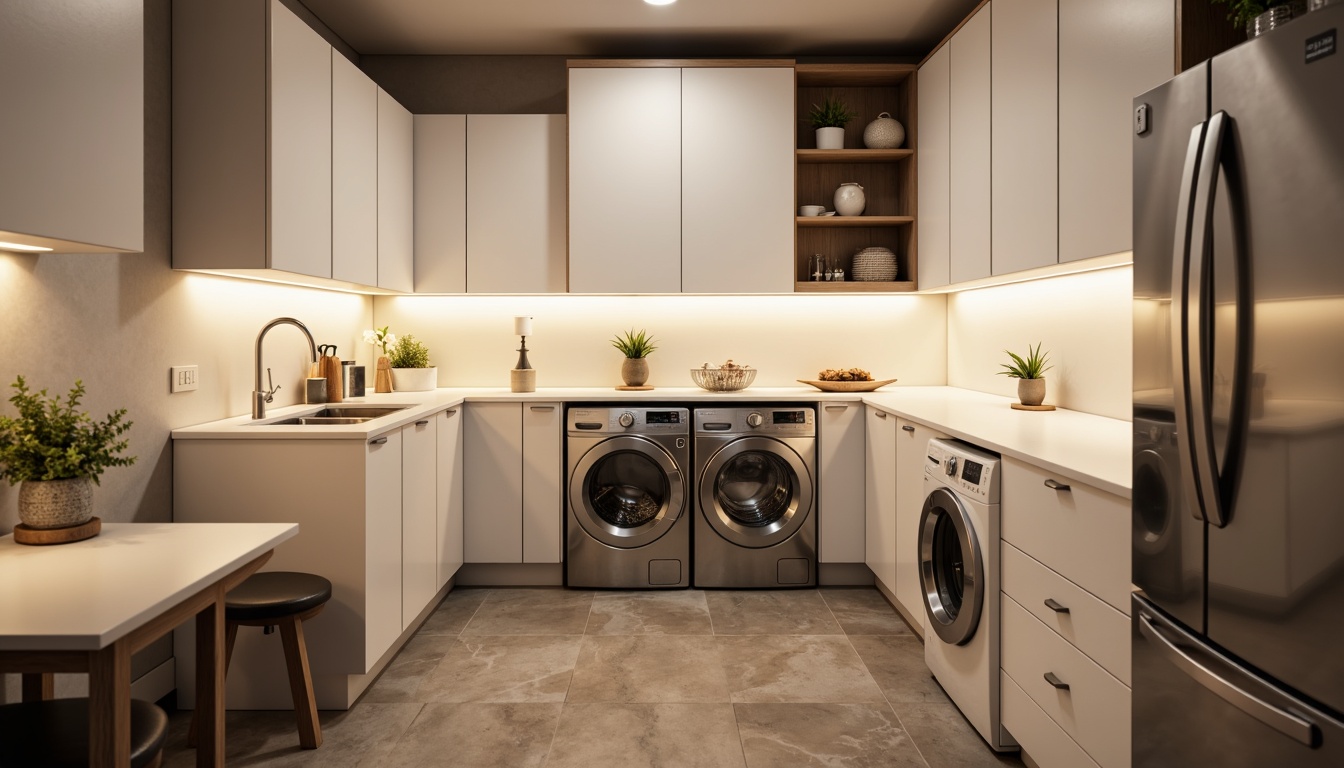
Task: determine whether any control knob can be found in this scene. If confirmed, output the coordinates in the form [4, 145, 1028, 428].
[746, 412, 764, 428]
[945, 455, 958, 477]
[618, 412, 635, 428]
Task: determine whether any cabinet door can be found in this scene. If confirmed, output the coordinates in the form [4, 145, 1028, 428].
[269, 0, 332, 278]
[991, 0, 1058, 275]
[364, 431, 402, 668]
[436, 407, 465, 588]
[0, 0, 142, 252]
[467, 115, 567, 293]
[894, 419, 949, 621]
[1059, 0, 1173, 263]
[522, 403, 563, 563]
[864, 406, 897, 593]
[949, 3, 992, 283]
[378, 89, 414, 292]
[568, 67, 682, 293]
[401, 417, 438, 629]
[818, 402, 866, 563]
[917, 45, 952, 290]
[331, 51, 378, 286]
[463, 403, 523, 563]
[413, 115, 467, 293]
[681, 67, 794, 293]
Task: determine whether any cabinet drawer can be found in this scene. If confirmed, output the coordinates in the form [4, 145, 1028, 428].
[1001, 457, 1130, 612]
[1002, 594, 1130, 768]
[1001, 671, 1101, 768]
[1002, 542, 1131, 685]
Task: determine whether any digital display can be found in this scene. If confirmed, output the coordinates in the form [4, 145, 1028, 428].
[773, 411, 807, 424]
[961, 460, 983, 485]
[646, 411, 680, 424]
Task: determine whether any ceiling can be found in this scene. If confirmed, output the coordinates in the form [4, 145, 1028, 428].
[299, 0, 982, 58]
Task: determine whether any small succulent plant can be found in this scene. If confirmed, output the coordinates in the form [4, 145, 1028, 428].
[809, 97, 857, 130]
[611, 329, 658, 359]
[997, 343, 1053, 380]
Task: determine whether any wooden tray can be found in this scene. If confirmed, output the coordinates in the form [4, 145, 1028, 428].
[797, 378, 897, 392]
[13, 516, 101, 545]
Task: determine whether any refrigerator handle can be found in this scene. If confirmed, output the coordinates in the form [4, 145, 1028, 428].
[1170, 120, 1209, 523]
[1136, 606, 1319, 746]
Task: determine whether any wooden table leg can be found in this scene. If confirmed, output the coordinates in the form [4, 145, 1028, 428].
[195, 586, 227, 768]
[88, 642, 132, 768]
[20, 672, 53, 702]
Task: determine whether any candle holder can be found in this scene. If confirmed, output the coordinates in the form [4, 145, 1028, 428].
[510, 335, 536, 393]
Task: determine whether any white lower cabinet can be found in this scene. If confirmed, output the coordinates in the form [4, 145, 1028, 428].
[364, 431, 404, 667]
[464, 402, 563, 564]
[864, 406, 897, 594]
[437, 407, 465, 588]
[893, 418, 947, 623]
[400, 416, 438, 631]
[818, 402, 866, 563]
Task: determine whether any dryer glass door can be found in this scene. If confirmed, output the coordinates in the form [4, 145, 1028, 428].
[919, 486, 984, 646]
[699, 437, 813, 549]
[570, 436, 685, 549]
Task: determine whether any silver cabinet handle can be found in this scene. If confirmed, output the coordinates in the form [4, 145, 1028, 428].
[824, 404, 848, 411]
[1044, 598, 1070, 613]
[369, 436, 388, 445]
[902, 424, 916, 433]
[415, 419, 429, 427]
[529, 405, 555, 412]
[1044, 479, 1071, 492]
[1043, 672, 1070, 691]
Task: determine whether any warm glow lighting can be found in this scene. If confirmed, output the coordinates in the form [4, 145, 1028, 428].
[0, 241, 53, 252]
[644, 0, 677, 5]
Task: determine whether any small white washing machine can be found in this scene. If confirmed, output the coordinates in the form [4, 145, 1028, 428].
[920, 438, 1015, 752]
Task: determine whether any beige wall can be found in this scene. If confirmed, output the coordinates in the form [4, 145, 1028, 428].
[947, 266, 1133, 420]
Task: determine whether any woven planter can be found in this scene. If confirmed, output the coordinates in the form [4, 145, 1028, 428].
[852, 247, 898, 282]
[18, 477, 94, 529]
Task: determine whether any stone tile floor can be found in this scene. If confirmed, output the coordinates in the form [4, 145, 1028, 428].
[162, 588, 1027, 767]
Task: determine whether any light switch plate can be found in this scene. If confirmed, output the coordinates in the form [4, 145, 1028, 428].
[171, 365, 199, 393]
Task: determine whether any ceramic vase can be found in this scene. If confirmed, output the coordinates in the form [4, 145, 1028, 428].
[1018, 378, 1046, 406]
[391, 366, 438, 392]
[834, 182, 866, 216]
[622, 358, 650, 387]
[815, 126, 845, 150]
[18, 477, 94, 529]
[863, 112, 906, 149]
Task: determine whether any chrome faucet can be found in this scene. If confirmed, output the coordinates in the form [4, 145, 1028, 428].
[253, 317, 318, 419]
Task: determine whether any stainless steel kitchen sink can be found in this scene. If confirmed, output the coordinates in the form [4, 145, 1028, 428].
[249, 405, 410, 426]
[263, 416, 374, 425]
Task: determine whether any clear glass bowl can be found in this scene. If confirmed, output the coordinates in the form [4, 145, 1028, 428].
[690, 367, 757, 392]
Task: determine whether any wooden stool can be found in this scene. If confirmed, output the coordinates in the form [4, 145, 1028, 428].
[189, 571, 332, 750]
[0, 697, 169, 768]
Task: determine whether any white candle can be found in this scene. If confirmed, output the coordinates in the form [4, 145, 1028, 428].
[514, 316, 533, 337]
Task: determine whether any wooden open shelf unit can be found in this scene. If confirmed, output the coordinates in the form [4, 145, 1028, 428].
[795, 63, 918, 292]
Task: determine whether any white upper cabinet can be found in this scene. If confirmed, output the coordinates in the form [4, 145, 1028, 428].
[916, 44, 952, 290]
[0, 0, 142, 253]
[681, 68, 794, 293]
[331, 51, 379, 286]
[269, 0, 332, 279]
[949, 4, 992, 283]
[413, 115, 468, 293]
[378, 90, 415, 292]
[467, 115, 568, 293]
[1059, 0, 1173, 263]
[991, 0, 1058, 275]
[568, 67, 684, 293]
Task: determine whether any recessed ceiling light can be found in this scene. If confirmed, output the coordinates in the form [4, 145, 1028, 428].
[0, 241, 53, 252]
[644, 0, 677, 5]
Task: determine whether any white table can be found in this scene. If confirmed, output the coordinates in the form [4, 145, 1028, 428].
[0, 522, 298, 768]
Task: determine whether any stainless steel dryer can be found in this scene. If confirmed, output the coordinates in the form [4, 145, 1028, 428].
[566, 406, 690, 589]
[693, 406, 816, 587]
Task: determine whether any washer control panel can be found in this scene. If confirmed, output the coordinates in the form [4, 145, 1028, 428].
[694, 407, 815, 437]
[568, 407, 689, 435]
[925, 438, 1000, 504]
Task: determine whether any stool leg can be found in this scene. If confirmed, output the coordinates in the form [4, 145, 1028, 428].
[188, 622, 238, 749]
[278, 617, 322, 749]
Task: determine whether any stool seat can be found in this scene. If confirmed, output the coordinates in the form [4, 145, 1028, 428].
[0, 698, 168, 768]
[225, 571, 332, 622]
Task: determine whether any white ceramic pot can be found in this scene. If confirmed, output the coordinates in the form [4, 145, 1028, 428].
[834, 182, 866, 216]
[863, 112, 906, 149]
[391, 366, 438, 392]
[18, 477, 94, 529]
[815, 126, 845, 150]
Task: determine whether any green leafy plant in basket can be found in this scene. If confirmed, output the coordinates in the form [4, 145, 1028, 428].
[611, 329, 658, 359]
[997, 343, 1053, 380]
[388, 334, 432, 369]
[808, 96, 858, 130]
[0, 377, 135, 484]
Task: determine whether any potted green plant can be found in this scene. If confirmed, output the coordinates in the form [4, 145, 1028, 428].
[809, 96, 857, 150]
[0, 377, 135, 530]
[1211, 0, 1301, 36]
[997, 343, 1054, 407]
[387, 334, 437, 392]
[611, 329, 658, 388]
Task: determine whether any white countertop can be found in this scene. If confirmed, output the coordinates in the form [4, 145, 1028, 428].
[0, 522, 297, 650]
[172, 385, 1131, 497]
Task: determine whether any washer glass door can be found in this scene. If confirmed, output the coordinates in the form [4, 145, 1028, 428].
[700, 437, 813, 549]
[570, 436, 684, 549]
[919, 486, 983, 645]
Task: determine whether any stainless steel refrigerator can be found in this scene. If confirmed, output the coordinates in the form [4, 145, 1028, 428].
[1132, 3, 1344, 765]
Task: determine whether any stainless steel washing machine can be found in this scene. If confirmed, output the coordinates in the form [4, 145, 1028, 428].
[693, 406, 816, 588]
[1132, 408, 1188, 602]
[566, 406, 691, 588]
